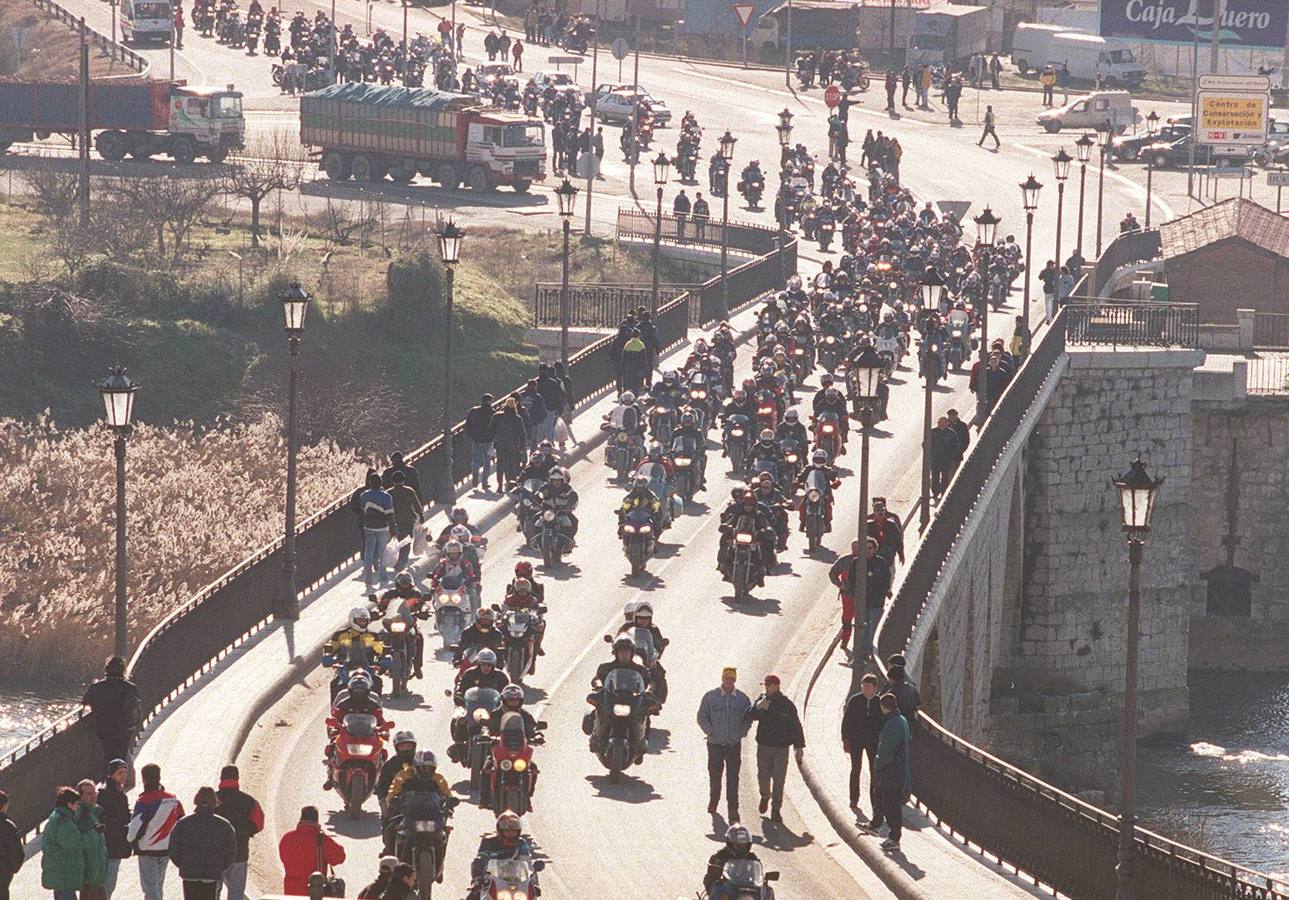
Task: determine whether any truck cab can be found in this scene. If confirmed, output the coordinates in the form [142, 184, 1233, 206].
[168, 85, 245, 162]
[465, 112, 545, 192]
[121, 0, 174, 45]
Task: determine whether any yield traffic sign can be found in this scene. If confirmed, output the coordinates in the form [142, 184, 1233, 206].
[732, 2, 756, 28]
[824, 84, 841, 108]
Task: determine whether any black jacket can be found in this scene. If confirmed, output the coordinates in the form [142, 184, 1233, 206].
[748, 692, 805, 749]
[82, 676, 141, 738]
[376, 755, 414, 801]
[704, 848, 758, 890]
[0, 812, 23, 877]
[947, 419, 970, 460]
[928, 425, 961, 468]
[358, 873, 393, 899]
[465, 404, 496, 442]
[167, 807, 237, 882]
[380, 881, 415, 900]
[840, 691, 884, 749]
[100, 780, 132, 860]
[884, 668, 922, 719]
[214, 784, 264, 863]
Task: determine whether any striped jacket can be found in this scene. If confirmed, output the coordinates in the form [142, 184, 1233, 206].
[126, 789, 184, 856]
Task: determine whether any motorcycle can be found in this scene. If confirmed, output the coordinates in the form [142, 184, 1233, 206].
[779, 437, 804, 483]
[723, 414, 750, 474]
[739, 176, 764, 209]
[728, 518, 765, 603]
[478, 857, 545, 900]
[380, 616, 416, 698]
[432, 581, 468, 649]
[393, 790, 458, 899]
[588, 667, 652, 781]
[620, 507, 656, 577]
[754, 390, 778, 433]
[501, 607, 541, 685]
[327, 711, 390, 820]
[263, 21, 280, 55]
[485, 712, 544, 816]
[919, 337, 946, 384]
[876, 332, 901, 375]
[511, 477, 546, 544]
[605, 427, 644, 483]
[648, 401, 676, 444]
[450, 686, 502, 794]
[244, 17, 261, 53]
[703, 859, 780, 900]
[669, 433, 703, 504]
[635, 458, 675, 529]
[818, 219, 835, 253]
[946, 320, 971, 372]
[818, 334, 844, 374]
[812, 410, 843, 461]
[796, 469, 834, 554]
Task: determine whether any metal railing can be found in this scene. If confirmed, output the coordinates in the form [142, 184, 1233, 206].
[0, 227, 797, 840]
[1247, 353, 1289, 395]
[877, 276, 1285, 894]
[1064, 297, 1200, 349]
[615, 207, 785, 257]
[1252, 312, 1289, 350]
[531, 282, 698, 328]
[29, 0, 150, 76]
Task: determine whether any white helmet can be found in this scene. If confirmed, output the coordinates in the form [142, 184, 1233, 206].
[449, 524, 472, 543]
[349, 607, 370, 631]
[621, 391, 636, 404]
[475, 648, 497, 667]
[622, 599, 641, 621]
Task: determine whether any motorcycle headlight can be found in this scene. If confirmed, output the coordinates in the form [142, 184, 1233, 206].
[473, 709, 490, 723]
[414, 819, 437, 832]
[345, 743, 372, 755]
[613, 703, 632, 717]
[786, 453, 798, 463]
[759, 406, 773, 414]
[513, 758, 528, 772]
[543, 510, 556, 522]
[730, 428, 744, 437]
[388, 621, 407, 633]
[496, 891, 513, 900]
[822, 424, 835, 434]
[653, 406, 666, 414]
[694, 390, 707, 399]
[793, 348, 803, 355]
[623, 524, 637, 534]
[639, 524, 652, 533]
[500, 758, 514, 771]
[735, 532, 754, 545]
[674, 457, 691, 466]
[617, 433, 628, 443]
[514, 891, 529, 900]
[444, 593, 462, 606]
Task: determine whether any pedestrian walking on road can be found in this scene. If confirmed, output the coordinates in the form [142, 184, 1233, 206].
[173, 6, 184, 49]
[512, 40, 524, 71]
[167, 786, 236, 900]
[75, 779, 108, 900]
[0, 791, 22, 900]
[82, 657, 142, 782]
[841, 673, 883, 819]
[829, 538, 892, 661]
[928, 416, 961, 500]
[279, 806, 345, 897]
[978, 105, 1000, 148]
[870, 693, 911, 850]
[691, 192, 710, 242]
[900, 65, 911, 108]
[1059, 63, 1071, 103]
[357, 472, 396, 595]
[465, 393, 497, 489]
[1040, 65, 1056, 106]
[618, 330, 649, 396]
[917, 65, 931, 108]
[41, 787, 87, 900]
[100, 760, 131, 898]
[697, 667, 753, 822]
[945, 408, 971, 470]
[945, 76, 962, 122]
[127, 763, 184, 900]
[490, 398, 527, 492]
[884, 70, 897, 112]
[673, 189, 691, 241]
[388, 471, 423, 571]
[748, 674, 804, 823]
[214, 765, 264, 900]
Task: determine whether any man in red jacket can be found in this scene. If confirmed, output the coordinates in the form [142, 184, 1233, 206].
[278, 806, 344, 896]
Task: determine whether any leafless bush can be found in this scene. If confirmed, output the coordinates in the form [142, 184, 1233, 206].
[222, 132, 304, 248]
[108, 175, 224, 267]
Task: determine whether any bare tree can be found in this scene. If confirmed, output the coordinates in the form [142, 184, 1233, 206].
[108, 175, 223, 267]
[222, 132, 304, 249]
[23, 164, 80, 223]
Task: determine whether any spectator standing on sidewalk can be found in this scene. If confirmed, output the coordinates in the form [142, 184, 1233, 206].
[841, 674, 884, 819]
[0, 791, 21, 900]
[697, 667, 753, 822]
[869, 693, 912, 850]
[388, 471, 423, 571]
[357, 472, 396, 595]
[883, 653, 922, 720]
[945, 408, 971, 470]
[747, 674, 804, 823]
[214, 765, 264, 900]
[167, 786, 236, 900]
[465, 394, 496, 489]
[76, 779, 108, 900]
[82, 657, 142, 779]
[928, 416, 961, 500]
[100, 760, 132, 898]
[41, 787, 86, 900]
[127, 763, 184, 900]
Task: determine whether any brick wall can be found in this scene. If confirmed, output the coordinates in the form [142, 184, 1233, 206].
[1165, 241, 1289, 325]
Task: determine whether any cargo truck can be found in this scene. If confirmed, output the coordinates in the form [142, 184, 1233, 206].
[0, 79, 244, 164]
[906, 4, 989, 70]
[300, 83, 546, 192]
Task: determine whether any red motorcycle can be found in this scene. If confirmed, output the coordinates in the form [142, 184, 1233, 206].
[812, 410, 844, 461]
[484, 712, 545, 816]
[326, 711, 391, 820]
[754, 389, 778, 433]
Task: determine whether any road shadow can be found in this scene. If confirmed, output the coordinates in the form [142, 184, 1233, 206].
[884, 846, 927, 880]
[802, 546, 838, 565]
[653, 542, 683, 559]
[542, 563, 582, 581]
[758, 821, 814, 851]
[522, 685, 548, 703]
[384, 691, 427, 711]
[645, 726, 671, 752]
[621, 571, 667, 590]
[584, 773, 663, 804]
[720, 593, 782, 616]
[301, 180, 547, 210]
[324, 809, 381, 838]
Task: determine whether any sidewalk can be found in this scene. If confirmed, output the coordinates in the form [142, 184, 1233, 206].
[796, 633, 1049, 900]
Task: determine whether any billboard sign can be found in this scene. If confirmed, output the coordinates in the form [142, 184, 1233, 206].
[1097, 0, 1289, 50]
[1196, 90, 1269, 146]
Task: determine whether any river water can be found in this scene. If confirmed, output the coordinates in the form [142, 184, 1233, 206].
[2, 672, 1284, 878]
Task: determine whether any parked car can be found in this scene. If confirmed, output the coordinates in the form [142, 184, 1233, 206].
[585, 83, 671, 126]
[477, 63, 520, 89]
[1140, 134, 1238, 169]
[1037, 90, 1139, 134]
[529, 70, 578, 92]
[1112, 123, 1190, 161]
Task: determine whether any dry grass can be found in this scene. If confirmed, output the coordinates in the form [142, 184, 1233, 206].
[0, 414, 366, 682]
[0, 0, 133, 79]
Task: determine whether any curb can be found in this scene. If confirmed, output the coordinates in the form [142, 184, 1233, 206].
[791, 629, 935, 900]
[228, 641, 327, 764]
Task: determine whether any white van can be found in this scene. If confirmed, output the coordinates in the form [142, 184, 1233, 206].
[1011, 23, 1065, 76]
[120, 0, 173, 45]
[1037, 90, 1140, 134]
[1046, 32, 1145, 88]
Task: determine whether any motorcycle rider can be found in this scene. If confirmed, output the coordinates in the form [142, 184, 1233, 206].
[588, 635, 656, 762]
[794, 449, 842, 533]
[776, 408, 809, 450]
[812, 384, 850, 448]
[467, 812, 535, 900]
[429, 539, 481, 613]
[615, 601, 669, 707]
[323, 673, 389, 790]
[377, 571, 429, 680]
[671, 410, 708, 491]
[703, 824, 761, 897]
[536, 466, 579, 545]
[721, 387, 758, 427]
[751, 471, 791, 552]
[500, 577, 546, 673]
[745, 429, 785, 482]
[515, 441, 558, 484]
[385, 750, 454, 880]
[509, 560, 546, 604]
[718, 489, 776, 585]
[738, 160, 764, 203]
[709, 148, 728, 195]
[454, 647, 509, 705]
[455, 607, 506, 666]
[375, 729, 418, 834]
[324, 606, 388, 699]
[490, 683, 540, 741]
[434, 506, 480, 547]
[618, 473, 664, 535]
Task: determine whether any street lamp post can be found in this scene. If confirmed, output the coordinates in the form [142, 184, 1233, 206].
[776, 111, 793, 283]
[555, 179, 579, 364]
[1144, 110, 1159, 228]
[1075, 133, 1094, 259]
[1095, 120, 1110, 257]
[972, 206, 1000, 424]
[918, 269, 943, 529]
[850, 346, 883, 682]
[1020, 173, 1042, 327]
[276, 283, 310, 620]
[1112, 456, 1164, 900]
[1052, 147, 1071, 288]
[98, 367, 138, 657]
[436, 220, 464, 504]
[650, 152, 670, 314]
[719, 129, 737, 318]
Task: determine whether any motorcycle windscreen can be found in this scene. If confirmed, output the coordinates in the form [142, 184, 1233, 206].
[463, 687, 501, 714]
[601, 668, 646, 695]
[722, 858, 767, 888]
[342, 713, 378, 737]
[486, 857, 534, 884]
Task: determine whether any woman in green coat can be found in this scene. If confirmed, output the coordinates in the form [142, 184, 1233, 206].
[75, 779, 108, 895]
[41, 787, 87, 899]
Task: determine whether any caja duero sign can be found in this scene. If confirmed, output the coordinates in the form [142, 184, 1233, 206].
[1098, 0, 1288, 50]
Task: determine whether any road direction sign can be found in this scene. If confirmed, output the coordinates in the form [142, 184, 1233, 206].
[1268, 171, 1289, 187]
[548, 55, 583, 65]
[1196, 90, 1269, 147]
[1199, 74, 1271, 93]
[611, 37, 630, 60]
[732, 2, 756, 28]
[824, 84, 841, 108]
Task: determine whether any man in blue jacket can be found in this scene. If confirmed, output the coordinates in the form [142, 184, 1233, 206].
[167, 786, 236, 899]
[697, 666, 752, 822]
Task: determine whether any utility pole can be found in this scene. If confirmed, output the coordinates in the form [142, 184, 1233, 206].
[585, 1, 600, 236]
[784, 0, 792, 88]
[78, 19, 90, 230]
[629, 15, 640, 195]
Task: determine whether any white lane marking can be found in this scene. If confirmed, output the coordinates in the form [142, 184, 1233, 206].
[1014, 142, 1175, 222]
